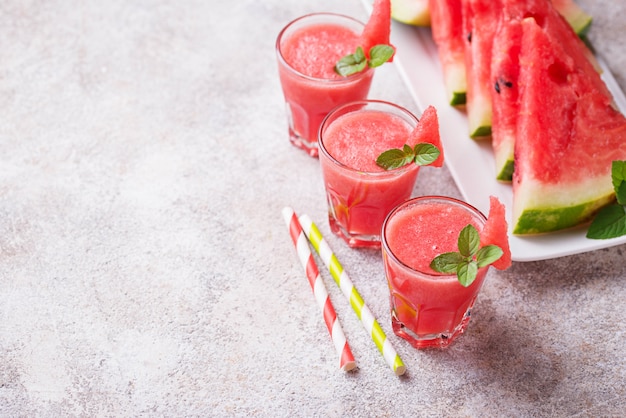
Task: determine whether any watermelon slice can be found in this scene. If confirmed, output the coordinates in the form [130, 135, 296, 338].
[512, 17, 626, 235]
[491, 0, 609, 183]
[429, 0, 466, 106]
[391, 0, 430, 26]
[480, 196, 512, 270]
[461, 0, 501, 139]
[490, 17, 522, 182]
[408, 105, 444, 167]
[360, 0, 396, 60]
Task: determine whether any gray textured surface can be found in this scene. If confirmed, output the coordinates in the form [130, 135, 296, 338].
[1, 0, 625, 416]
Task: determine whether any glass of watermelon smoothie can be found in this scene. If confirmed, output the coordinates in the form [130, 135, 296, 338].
[276, 13, 375, 157]
[381, 196, 489, 348]
[318, 100, 421, 248]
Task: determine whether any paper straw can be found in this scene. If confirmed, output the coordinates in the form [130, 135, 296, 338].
[282, 207, 356, 372]
[298, 214, 406, 376]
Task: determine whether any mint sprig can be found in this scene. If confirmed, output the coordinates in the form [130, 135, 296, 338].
[335, 44, 394, 77]
[430, 224, 503, 287]
[376, 143, 440, 170]
[586, 160, 626, 239]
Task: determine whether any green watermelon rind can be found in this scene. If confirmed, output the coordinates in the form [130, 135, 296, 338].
[471, 124, 492, 138]
[451, 92, 466, 106]
[494, 123, 515, 181]
[495, 158, 514, 182]
[513, 197, 613, 234]
[468, 93, 492, 138]
[512, 179, 615, 235]
[496, 161, 514, 182]
[554, 1, 593, 37]
[443, 59, 467, 106]
[570, 15, 592, 37]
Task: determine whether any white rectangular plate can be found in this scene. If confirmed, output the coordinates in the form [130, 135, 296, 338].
[375, 8, 626, 261]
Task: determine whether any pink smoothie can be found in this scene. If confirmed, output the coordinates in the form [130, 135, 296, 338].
[319, 102, 419, 247]
[276, 14, 374, 156]
[280, 23, 358, 79]
[382, 197, 488, 348]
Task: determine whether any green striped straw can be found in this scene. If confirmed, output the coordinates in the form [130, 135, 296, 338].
[298, 214, 406, 376]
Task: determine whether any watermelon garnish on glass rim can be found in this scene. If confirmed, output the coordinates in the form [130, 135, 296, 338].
[480, 196, 512, 270]
[359, 0, 396, 61]
[511, 16, 626, 235]
[408, 105, 444, 167]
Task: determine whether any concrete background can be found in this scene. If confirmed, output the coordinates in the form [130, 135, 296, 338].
[1, 0, 624, 416]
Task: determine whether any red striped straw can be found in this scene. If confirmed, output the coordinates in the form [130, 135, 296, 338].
[282, 207, 356, 372]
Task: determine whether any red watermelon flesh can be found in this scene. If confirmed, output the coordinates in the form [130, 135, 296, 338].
[512, 17, 626, 234]
[360, 0, 395, 61]
[461, 0, 502, 138]
[480, 196, 512, 270]
[428, 0, 466, 106]
[408, 105, 444, 167]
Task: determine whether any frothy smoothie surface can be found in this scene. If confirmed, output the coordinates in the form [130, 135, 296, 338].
[385, 202, 482, 274]
[322, 110, 413, 172]
[281, 23, 359, 79]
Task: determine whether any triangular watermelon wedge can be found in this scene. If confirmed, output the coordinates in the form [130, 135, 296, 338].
[490, 16, 522, 182]
[480, 196, 512, 270]
[408, 105, 444, 167]
[490, 0, 609, 183]
[512, 17, 626, 235]
[360, 0, 396, 61]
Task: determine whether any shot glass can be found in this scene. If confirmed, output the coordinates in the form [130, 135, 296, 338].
[381, 196, 490, 348]
[318, 100, 421, 248]
[276, 13, 375, 157]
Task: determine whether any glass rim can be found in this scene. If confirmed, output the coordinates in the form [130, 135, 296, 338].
[381, 196, 488, 279]
[317, 99, 420, 177]
[275, 12, 374, 84]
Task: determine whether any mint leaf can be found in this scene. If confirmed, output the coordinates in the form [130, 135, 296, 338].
[375, 146, 415, 170]
[413, 143, 440, 166]
[335, 44, 394, 76]
[587, 160, 626, 240]
[430, 223, 503, 287]
[376, 142, 441, 170]
[586, 204, 626, 239]
[368, 45, 395, 67]
[458, 224, 479, 257]
[612, 160, 626, 205]
[457, 261, 478, 287]
[476, 245, 504, 268]
[430, 252, 465, 274]
[335, 46, 367, 77]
